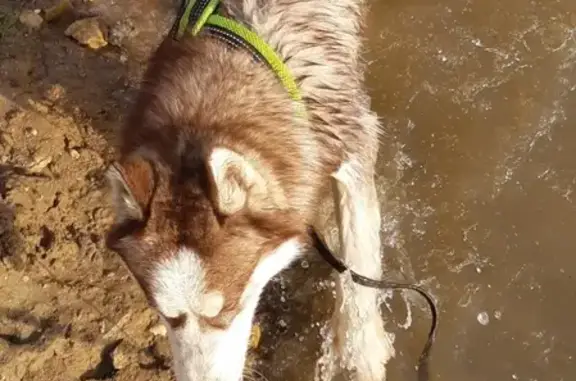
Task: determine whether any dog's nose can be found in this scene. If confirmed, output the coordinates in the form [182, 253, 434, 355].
[163, 312, 187, 329]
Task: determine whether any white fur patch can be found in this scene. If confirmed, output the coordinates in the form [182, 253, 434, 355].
[152, 240, 301, 381]
[153, 248, 206, 320]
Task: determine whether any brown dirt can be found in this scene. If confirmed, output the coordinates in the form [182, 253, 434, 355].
[0, 1, 176, 380]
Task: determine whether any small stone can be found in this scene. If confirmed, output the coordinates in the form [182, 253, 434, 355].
[70, 149, 80, 159]
[108, 19, 136, 48]
[149, 323, 167, 337]
[19, 10, 44, 29]
[24, 127, 38, 136]
[65, 18, 107, 50]
[300, 259, 309, 269]
[494, 310, 502, 320]
[477, 311, 490, 326]
[28, 156, 52, 172]
[45, 84, 66, 102]
[113, 347, 131, 370]
[23, 275, 30, 282]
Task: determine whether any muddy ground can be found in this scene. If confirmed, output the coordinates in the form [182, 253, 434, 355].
[1, 1, 576, 381]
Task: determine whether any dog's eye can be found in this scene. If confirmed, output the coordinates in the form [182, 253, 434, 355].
[201, 312, 232, 330]
[106, 218, 145, 250]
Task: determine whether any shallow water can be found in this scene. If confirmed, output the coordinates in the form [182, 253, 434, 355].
[367, 1, 576, 380]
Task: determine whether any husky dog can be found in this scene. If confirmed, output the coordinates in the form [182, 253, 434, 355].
[105, 0, 393, 380]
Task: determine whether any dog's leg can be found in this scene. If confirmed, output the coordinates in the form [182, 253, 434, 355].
[330, 159, 395, 381]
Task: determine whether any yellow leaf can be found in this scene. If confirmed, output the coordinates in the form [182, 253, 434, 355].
[249, 324, 261, 349]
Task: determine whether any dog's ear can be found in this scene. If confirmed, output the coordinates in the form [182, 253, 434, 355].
[106, 155, 156, 222]
[207, 148, 271, 215]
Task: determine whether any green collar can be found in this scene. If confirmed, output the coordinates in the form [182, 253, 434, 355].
[173, 0, 304, 108]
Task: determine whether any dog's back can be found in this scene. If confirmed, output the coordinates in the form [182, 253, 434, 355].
[234, 0, 381, 167]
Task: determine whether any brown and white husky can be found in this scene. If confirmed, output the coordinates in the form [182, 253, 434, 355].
[105, 0, 394, 380]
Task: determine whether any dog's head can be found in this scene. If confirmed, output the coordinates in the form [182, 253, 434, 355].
[105, 147, 305, 380]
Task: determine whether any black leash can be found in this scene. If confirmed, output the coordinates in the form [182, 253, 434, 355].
[309, 228, 437, 381]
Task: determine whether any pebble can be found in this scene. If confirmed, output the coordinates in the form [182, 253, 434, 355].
[45, 84, 66, 102]
[65, 18, 108, 50]
[148, 323, 167, 337]
[477, 311, 490, 325]
[28, 155, 52, 172]
[24, 127, 38, 136]
[113, 347, 131, 370]
[108, 19, 136, 47]
[19, 10, 44, 29]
